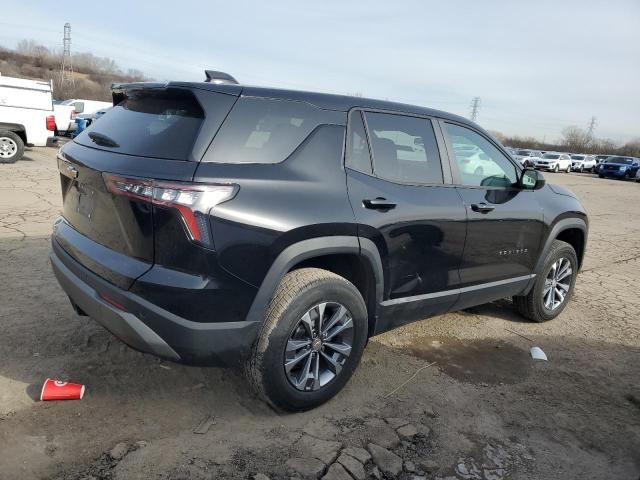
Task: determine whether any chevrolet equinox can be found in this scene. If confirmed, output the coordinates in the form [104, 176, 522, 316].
[50, 72, 588, 411]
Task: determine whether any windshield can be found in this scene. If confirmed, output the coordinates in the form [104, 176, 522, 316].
[542, 154, 560, 159]
[608, 157, 633, 164]
[516, 150, 530, 155]
[571, 155, 584, 160]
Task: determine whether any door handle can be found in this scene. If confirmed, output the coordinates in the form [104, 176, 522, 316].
[363, 198, 397, 210]
[470, 202, 495, 213]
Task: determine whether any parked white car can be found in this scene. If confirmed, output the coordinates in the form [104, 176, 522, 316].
[512, 149, 529, 163]
[514, 149, 542, 167]
[457, 150, 506, 178]
[571, 154, 597, 173]
[534, 153, 572, 172]
[0, 74, 55, 163]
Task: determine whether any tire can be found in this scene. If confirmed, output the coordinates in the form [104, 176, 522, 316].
[0, 131, 24, 164]
[245, 268, 368, 411]
[599, 174, 604, 178]
[513, 240, 578, 322]
[566, 164, 571, 173]
[553, 164, 559, 173]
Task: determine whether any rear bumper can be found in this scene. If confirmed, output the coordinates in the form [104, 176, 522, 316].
[50, 239, 260, 366]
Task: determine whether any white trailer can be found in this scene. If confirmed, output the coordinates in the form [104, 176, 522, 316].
[0, 74, 56, 163]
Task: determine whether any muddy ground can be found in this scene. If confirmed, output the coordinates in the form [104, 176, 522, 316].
[0, 146, 638, 480]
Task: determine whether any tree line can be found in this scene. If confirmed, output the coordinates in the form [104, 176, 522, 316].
[0, 39, 148, 101]
[489, 125, 640, 158]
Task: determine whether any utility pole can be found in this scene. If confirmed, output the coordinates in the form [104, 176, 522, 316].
[470, 96, 481, 122]
[587, 116, 597, 137]
[59, 23, 75, 91]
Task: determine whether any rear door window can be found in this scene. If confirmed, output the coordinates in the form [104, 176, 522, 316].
[363, 112, 443, 184]
[74, 88, 205, 160]
[204, 97, 324, 164]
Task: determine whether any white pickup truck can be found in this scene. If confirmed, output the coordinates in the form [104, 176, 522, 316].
[0, 74, 56, 163]
[52, 102, 78, 136]
[58, 98, 111, 115]
[52, 99, 112, 137]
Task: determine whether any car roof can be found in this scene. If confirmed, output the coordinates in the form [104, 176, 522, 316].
[112, 80, 474, 127]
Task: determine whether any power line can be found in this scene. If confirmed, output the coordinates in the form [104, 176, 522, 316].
[470, 96, 481, 122]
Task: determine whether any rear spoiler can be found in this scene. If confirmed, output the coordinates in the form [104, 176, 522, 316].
[111, 82, 168, 106]
[111, 74, 241, 105]
[204, 71, 238, 85]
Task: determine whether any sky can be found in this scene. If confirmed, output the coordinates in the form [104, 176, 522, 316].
[1, 0, 638, 143]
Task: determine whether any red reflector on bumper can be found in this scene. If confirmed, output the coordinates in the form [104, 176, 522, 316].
[99, 292, 128, 312]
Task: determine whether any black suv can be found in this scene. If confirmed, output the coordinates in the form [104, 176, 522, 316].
[51, 72, 587, 411]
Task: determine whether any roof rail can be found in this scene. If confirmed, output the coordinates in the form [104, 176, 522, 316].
[204, 70, 239, 85]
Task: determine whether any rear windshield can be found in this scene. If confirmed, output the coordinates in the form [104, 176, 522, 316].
[74, 88, 204, 160]
[204, 97, 323, 164]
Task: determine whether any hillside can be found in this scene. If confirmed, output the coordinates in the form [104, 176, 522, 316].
[0, 39, 148, 101]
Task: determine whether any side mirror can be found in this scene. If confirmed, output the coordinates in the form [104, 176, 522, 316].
[73, 101, 85, 114]
[519, 168, 545, 190]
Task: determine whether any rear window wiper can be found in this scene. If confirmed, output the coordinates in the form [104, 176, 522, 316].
[88, 132, 120, 148]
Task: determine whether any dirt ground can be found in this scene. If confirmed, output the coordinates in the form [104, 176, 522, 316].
[0, 146, 638, 480]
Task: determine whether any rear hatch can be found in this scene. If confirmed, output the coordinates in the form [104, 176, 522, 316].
[54, 85, 238, 289]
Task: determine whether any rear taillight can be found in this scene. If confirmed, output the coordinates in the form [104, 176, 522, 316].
[70, 109, 77, 120]
[102, 173, 238, 248]
[46, 115, 56, 131]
